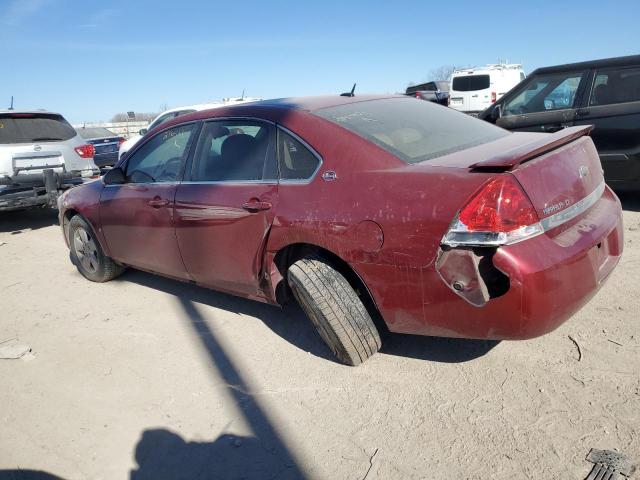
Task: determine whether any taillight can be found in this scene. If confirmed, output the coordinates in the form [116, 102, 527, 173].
[74, 144, 95, 158]
[415, 92, 421, 99]
[442, 176, 543, 247]
[491, 92, 497, 103]
[118, 137, 126, 145]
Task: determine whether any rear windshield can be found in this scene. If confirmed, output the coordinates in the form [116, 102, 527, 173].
[406, 82, 437, 94]
[314, 97, 508, 164]
[452, 74, 490, 91]
[77, 127, 116, 139]
[0, 113, 76, 144]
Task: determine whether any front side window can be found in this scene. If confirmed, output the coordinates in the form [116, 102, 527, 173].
[278, 130, 320, 180]
[190, 120, 275, 182]
[590, 66, 640, 106]
[452, 75, 490, 92]
[124, 124, 194, 183]
[315, 97, 508, 165]
[503, 72, 584, 116]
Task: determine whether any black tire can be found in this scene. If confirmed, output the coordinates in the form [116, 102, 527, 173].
[68, 215, 125, 282]
[287, 257, 382, 365]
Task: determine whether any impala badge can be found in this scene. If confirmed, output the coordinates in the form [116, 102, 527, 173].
[34, 145, 42, 151]
[579, 165, 589, 179]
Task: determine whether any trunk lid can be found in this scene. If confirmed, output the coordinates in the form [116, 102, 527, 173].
[508, 131, 604, 226]
[429, 125, 604, 231]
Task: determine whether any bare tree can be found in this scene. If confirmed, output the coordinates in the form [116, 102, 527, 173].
[429, 65, 458, 81]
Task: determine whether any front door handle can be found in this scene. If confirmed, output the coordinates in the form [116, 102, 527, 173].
[148, 197, 170, 208]
[242, 200, 272, 212]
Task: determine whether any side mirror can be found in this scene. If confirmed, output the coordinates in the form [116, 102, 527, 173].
[103, 166, 126, 185]
[138, 128, 148, 136]
[491, 104, 502, 121]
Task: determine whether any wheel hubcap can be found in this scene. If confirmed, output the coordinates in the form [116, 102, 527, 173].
[73, 228, 99, 274]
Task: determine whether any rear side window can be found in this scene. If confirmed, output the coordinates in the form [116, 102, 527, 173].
[0, 113, 76, 144]
[190, 120, 275, 182]
[314, 97, 508, 164]
[278, 130, 320, 180]
[590, 66, 640, 106]
[452, 75, 490, 91]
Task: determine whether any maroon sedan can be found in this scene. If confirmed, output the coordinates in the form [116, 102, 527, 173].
[58, 95, 623, 365]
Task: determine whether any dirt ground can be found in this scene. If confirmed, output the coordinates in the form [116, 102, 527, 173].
[0, 197, 638, 480]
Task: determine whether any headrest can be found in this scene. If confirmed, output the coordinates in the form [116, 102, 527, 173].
[221, 134, 257, 158]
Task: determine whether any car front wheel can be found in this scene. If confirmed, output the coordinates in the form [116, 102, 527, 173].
[68, 215, 125, 282]
[287, 257, 382, 365]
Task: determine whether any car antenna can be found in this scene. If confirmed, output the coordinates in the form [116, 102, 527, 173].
[340, 83, 356, 97]
[8, 95, 14, 110]
[241, 89, 245, 100]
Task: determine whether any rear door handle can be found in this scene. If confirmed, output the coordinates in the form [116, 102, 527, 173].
[148, 197, 170, 208]
[576, 109, 590, 117]
[242, 200, 272, 212]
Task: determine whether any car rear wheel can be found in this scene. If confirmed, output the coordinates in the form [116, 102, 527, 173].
[287, 257, 382, 365]
[68, 215, 125, 282]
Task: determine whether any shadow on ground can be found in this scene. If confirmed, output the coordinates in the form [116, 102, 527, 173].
[0, 208, 58, 234]
[121, 269, 498, 364]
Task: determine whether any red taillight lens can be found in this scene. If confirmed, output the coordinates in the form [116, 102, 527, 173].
[118, 137, 126, 145]
[491, 91, 497, 103]
[415, 92, 421, 98]
[74, 144, 95, 158]
[458, 176, 539, 232]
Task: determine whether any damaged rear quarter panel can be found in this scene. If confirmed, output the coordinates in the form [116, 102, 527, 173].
[263, 114, 495, 334]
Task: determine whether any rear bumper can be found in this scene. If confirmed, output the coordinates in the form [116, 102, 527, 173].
[364, 186, 623, 340]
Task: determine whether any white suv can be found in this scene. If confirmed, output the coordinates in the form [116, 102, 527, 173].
[118, 97, 261, 159]
[449, 64, 525, 114]
[0, 110, 99, 211]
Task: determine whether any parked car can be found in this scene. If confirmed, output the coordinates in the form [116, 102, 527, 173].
[58, 95, 623, 365]
[0, 110, 99, 211]
[76, 127, 124, 168]
[449, 63, 525, 114]
[118, 97, 262, 160]
[405, 81, 450, 105]
[479, 54, 640, 191]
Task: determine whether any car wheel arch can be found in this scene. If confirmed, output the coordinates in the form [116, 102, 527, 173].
[269, 242, 388, 334]
[63, 209, 109, 257]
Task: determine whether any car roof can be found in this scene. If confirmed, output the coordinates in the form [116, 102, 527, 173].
[212, 94, 401, 112]
[532, 54, 640, 74]
[154, 94, 404, 135]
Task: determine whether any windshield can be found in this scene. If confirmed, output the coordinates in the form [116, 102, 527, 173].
[0, 113, 76, 144]
[314, 97, 509, 164]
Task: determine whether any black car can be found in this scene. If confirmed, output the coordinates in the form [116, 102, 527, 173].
[480, 55, 640, 191]
[76, 127, 124, 168]
[405, 81, 450, 106]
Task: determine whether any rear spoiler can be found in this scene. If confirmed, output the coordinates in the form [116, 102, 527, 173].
[470, 125, 594, 170]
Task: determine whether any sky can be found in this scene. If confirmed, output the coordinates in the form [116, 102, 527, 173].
[2, 0, 639, 124]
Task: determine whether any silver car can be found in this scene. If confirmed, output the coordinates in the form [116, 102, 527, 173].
[0, 110, 99, 211]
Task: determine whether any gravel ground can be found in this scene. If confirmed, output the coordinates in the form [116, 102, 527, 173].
[0, 197, 638, 479]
